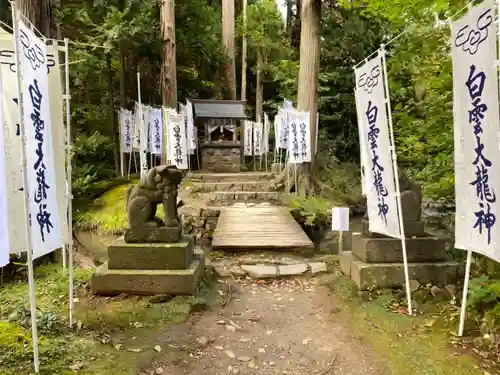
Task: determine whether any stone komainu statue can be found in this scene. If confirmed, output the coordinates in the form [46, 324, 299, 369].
[125, 165, 184, 229]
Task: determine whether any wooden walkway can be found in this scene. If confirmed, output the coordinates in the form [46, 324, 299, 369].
[212, 206, 315, 253]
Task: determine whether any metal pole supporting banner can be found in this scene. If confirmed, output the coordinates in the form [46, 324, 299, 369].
[11, 3, 40, 372]
[381, 45, 413, 315]
[64, 37, 74, 327]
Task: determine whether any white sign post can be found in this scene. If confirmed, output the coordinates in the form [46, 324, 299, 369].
[451, 0, 500, 336]
[355, 50, 412, 315]
[332, 207, 349, 252]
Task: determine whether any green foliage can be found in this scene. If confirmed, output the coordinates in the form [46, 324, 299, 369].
[240, 0, 285, 54]
[288, 195, 331, 226]
[54, 0, 228, 203]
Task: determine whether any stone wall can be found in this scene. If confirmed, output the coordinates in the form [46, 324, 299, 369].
[201, 144, 241, 173]
[183, 208, 221, 247]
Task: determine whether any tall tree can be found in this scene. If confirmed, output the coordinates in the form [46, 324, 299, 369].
[161, 0, 178, 162]
[241, 0, 247, 101]
[296, 0, 320, 195]
[242, 0, 286, 121]
[16, 0, 55, 37]
[222, 0, 237, 99]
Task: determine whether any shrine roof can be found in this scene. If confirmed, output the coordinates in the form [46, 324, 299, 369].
[190, 99, 247, 120]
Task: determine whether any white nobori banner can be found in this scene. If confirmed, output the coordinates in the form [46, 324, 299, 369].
[17, 19, 63, 258]
[120, 108, 133, 153]
[253, 121, 263, 156]
[186, 100, 196, 151]
[0, 27, 68, 254]
[137, 103, 148, 178]
[244, 120, 253, 156]
[287, 111, 311, 164]
[0, 69, 10, 267]
[452, 0, 500, 262]
[165, 109, 188, 169]
[354, 51, 400, 238]
[263, 113, 270, 153]
[277, 109, 288, 149]
[148, 107, 163, 155]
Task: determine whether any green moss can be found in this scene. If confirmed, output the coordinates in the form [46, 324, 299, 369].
[323, 271, 483, 375]
[0, 263, 206, 375]
[73, 178, 159, 233]
[287, 195, 331, 226]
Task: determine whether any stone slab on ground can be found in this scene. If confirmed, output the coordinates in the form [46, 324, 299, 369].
[91, 254, 205, 295]
[340, 252, 464, 290]
[309, 262, 328, 274]
[240, 264, 277, 278]
[351, 233, 448, 263]
[278, 263, 308, 276]
[361, 219, 425, 238]
[107, 236, 194, 270]
[124, 226, 182, 244]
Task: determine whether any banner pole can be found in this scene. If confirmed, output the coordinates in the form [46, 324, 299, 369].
[119, 109, 124, 177]
[11, 4, 40, 372]
[458, 249, 473, 336]
[64, 38, 74, 327]
[381, 45, 413, 315]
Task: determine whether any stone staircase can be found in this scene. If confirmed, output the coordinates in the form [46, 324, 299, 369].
[186, 172, 284, 204]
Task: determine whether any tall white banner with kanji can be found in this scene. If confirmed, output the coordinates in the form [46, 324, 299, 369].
[452, 0, 500, 262]
[17, 19, 62, 258]
[0, 68, 10, 267]
[354, 52, 400, 238]
[0, 28, 68, 254]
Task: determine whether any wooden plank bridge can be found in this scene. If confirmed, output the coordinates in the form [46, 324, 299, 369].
[211, 205, 315, 253]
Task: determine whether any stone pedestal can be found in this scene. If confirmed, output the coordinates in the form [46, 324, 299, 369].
[201, 142, 241, 173]
[91, 235, 204, 295]
[339, 172, 463, 290]
[339, 221, 463, 290]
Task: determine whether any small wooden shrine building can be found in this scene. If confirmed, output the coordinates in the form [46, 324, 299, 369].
[190, 99, 247, 173]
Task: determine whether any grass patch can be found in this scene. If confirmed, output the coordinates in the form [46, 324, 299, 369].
[73, 177, 199, 234]
[0, 263, 212, 375]
[322, 269, 484, 375]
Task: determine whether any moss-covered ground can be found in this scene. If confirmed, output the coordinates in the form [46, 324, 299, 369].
[321, 269, 491, 375]
[0, 264, 214, 375]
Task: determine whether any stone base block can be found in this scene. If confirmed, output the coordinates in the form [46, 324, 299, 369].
[209, 191, 283, 204]
[339, 252, 464, 290]
[362, 219, 425, 237]
[124, 226, 182, 244]
[108, 235, 194, 270]
[339, 251, 353, 276]
[352, 232, 447, 263]
[91, 255, 205, 296]
[271, 163, 284, 173]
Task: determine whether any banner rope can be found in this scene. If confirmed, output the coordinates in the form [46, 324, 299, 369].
[352, 0, 479, 69]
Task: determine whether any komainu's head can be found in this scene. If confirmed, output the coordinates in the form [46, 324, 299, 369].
[157, 164, 184, 185]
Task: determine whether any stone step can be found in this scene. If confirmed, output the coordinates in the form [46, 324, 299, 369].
[192, 181, 275, 193]
[208, 191, 284, 204]
[187, 172, 274, 183]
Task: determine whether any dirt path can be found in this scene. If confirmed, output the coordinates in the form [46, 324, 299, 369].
[155, 277, 389, 375]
